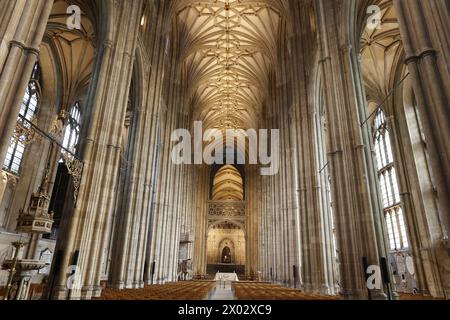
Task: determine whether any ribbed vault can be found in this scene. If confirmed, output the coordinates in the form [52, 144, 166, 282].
[174, 0, 283, 133]
[212, 165, 244, 201]
[46, 0, 96, 110]
[360, 0, 402, 105]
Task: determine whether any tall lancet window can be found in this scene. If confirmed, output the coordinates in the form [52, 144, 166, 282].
[3, 63, 41, 174]
[373, 109, 408, 251]
[62, 102, 82, 157]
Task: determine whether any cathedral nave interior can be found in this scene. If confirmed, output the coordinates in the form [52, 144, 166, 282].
[0, 0, 448, 301]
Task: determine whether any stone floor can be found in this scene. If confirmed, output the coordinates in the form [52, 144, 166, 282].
[208, 281, 236, 300]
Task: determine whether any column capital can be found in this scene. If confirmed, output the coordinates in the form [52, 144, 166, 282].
[9, 40, 40, 56]
[404, 48, 437, 65]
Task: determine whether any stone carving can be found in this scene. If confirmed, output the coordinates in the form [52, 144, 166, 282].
[177, 259, 193, 281]
[16, 194, 54, 235]
[62, 150, 84, 203]
[208, 201, 245, 218]
[48, 110, 68, 137]
[13, 116, 38, 145]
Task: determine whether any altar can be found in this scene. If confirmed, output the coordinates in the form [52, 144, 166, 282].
[214, 272, 239, 282]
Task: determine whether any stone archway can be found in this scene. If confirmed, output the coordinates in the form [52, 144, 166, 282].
[206, 221, 245, 275]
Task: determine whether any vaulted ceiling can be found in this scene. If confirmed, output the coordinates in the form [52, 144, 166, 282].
[45, 0, 96, 111]
[360, 0, 402, 108]
[212, 165, 244, 201]
[174, 0, 284, 132]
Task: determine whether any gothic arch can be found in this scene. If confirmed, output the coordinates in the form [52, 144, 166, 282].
[218, 238, 235, 263]
[107, 44, 149, 289]
[212, 165, 244, 201]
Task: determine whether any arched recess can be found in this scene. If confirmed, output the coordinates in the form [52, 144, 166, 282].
[207, 221, 246, 269]
[204, 163, 246, 276]
[221, 246, 232, 264]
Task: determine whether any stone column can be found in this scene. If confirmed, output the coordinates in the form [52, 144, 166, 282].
[315, 0, 389, 299]
[288, 0, 337, 294]
[0, 0, 54, 163]
[246, 165, 261, 278]
[393, 0, 450, 298]
[110, 1, 169, 289]
[146, 32, 186, 282]
[389, 82, 447, 297]
[51, 0, 143, 300]
[192, 165, 210, 276]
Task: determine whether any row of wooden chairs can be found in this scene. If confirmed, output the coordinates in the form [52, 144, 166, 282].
[96, 281, 216, 300]
[232, 282, 338, 300]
